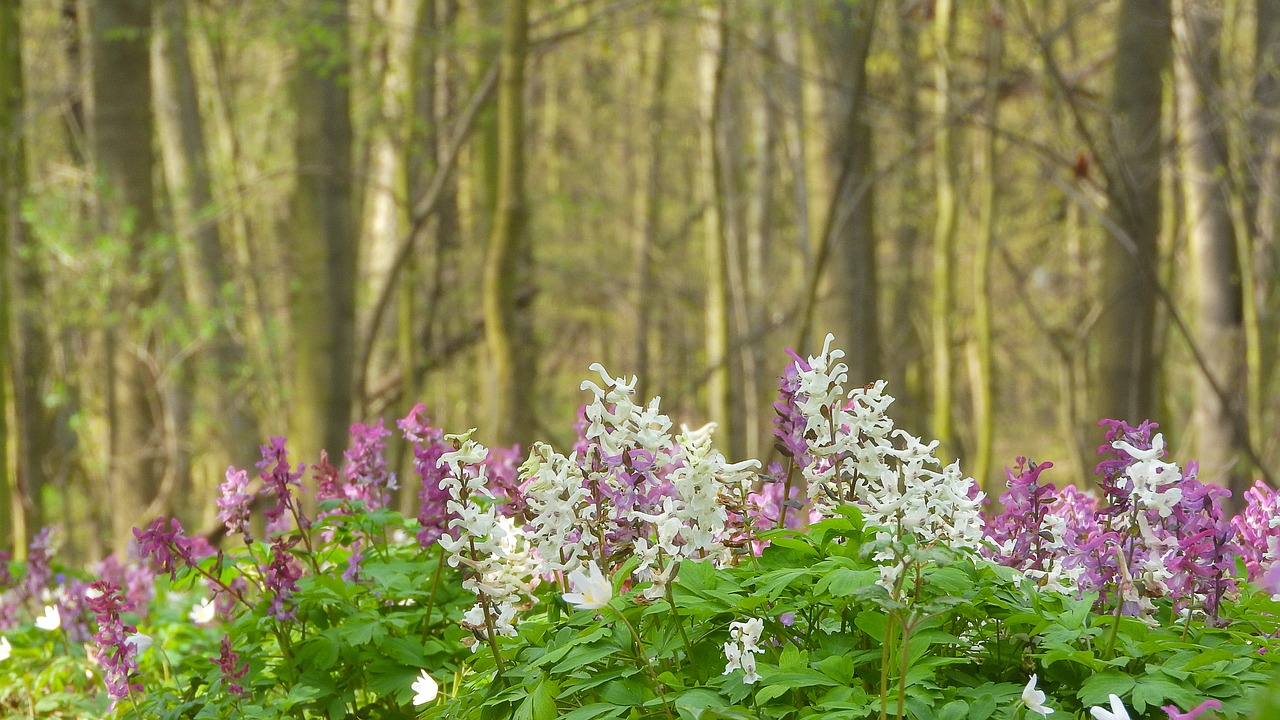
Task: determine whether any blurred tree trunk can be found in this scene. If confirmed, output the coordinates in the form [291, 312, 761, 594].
[1096, 0, 1170, 428]
[744, 6, 779, 459]
[970, 0, 1004, 489]
[1250, 0, 1280, 450]
[931, 0, 958, 459]
[417, 0, 462, 394]
[88, 0, 166, 550]
[632, 18, 670, 403]
[886, 5, 926, 430]
[1174, 0, 1248, 492]
[483, 0, 535, 447]
[153, 0, 260, 466]
[812, 0, 880, 385]
[291, 0, 356, 463]
[361, 0, 422, 413]
[0, 0, 22, 548]
[699, 1, 734, 453]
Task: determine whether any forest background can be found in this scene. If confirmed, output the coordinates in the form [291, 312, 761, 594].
[0, 0, 1277, 563]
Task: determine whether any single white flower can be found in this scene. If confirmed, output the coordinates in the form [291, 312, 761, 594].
[189, 598, 216, 625]
[0, 636, 10, 661]
[124, 632, 152, 655]
[411, 669, 439, 705]
[34, 605, 60, 631]
[563, 560, 612, 611]
[1022, 675, 1054, 716]
[1090, 694, 1131, 720]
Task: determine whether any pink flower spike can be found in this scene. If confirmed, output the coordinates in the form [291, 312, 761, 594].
[1161, 699, 1222, 720]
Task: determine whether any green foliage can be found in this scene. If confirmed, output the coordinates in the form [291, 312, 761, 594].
[128, 507, 473, 719]
[425, 509, 1280, 720]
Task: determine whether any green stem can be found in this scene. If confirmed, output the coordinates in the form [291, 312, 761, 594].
[421, 544, 447, 635]
[879, 613, 895, 720]
[896, 616, 912, 720]
[610, 605, 675, 720]
[663, 565, 695, 668]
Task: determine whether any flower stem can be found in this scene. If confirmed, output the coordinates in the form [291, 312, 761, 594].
[610, 605, 674, 720]
[663, 576, 695, 671]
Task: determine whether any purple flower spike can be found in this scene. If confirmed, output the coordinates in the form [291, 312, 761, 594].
[133, 517, 195, 580]
[262, 536, 303, 621]
[257, 436, 308, 534]
[399, 404, 456, 547]
[213, 635, 249, 696]
[217, 467, 255, 544]
[86, 581, 143, 705]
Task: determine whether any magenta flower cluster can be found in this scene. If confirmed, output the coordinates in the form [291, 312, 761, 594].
[980, 419, 1251, 622]
[213, 634, 249, 697]
[85, 580, 142, 704]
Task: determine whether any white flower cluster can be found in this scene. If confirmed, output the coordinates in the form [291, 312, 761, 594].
[722, 617, 765, 684]
[436, 432, 537, 640]
[789, 334, 986, 590]
[579, 363, 675, 464]
[521, 442, 593, 575]
[633, 422, 760, 598]
[570, 364, 759, 599]
[1112, 434, 1183, 520]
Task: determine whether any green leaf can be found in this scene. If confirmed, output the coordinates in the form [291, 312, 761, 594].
[816, 568, 880, 598]
[1077, 672, 1136, 706]
[295, 632, 341, 671]
[560, 703, 627, 720]
[936, 699, 969, 720]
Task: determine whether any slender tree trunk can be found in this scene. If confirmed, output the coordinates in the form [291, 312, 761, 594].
[291, 0, 356, 462]
[744, 5, 779, 459]
[699, 1, 734, 450]
[1096, 0, 1170, 428]
[970, 0, 1004, 489]
[886, 5, 926, 429]
[483, 0, 535, 447]
[931, 0, 958, 459]
[1251, 0, 1280, 449]
[153, 0, 260, 466]
[812, 0, 881, 385]
[361, 0, 422, 414]
[0, 0, 23, 548]
[632, 19, 670, 402]
[1174, 0, 1248, 493]
[88, 0, 166, 550]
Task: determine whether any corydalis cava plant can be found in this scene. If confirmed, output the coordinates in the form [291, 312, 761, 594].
[781, 333, 986, 590]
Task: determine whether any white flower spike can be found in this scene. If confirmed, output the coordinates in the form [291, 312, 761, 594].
[1091, 694, 1131, 720]
[563, 560, 613, 611]
[1021, 674, 1054, 716]
[34, 605, 61, 632]
[411, 669, 439, 705]
[0, 636, 10, 661]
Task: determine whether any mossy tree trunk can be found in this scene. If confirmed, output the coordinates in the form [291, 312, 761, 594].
[482, 0, 535, 448]
[1174, 0, 1248, 494]
[89, 0, 167, 550]
[1095, 0, 1170, 428]
[153, 0, 261, 470]
[290, 0, 356, 464]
